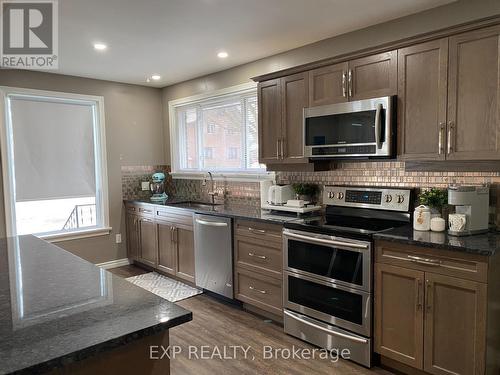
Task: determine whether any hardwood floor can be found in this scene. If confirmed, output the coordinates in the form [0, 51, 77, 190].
[109, 264, 150, 278]
[110, 265, 393, 375]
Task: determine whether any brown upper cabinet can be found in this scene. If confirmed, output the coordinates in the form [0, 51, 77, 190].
[258, 72, 309, 165]
[308, 51, 397, 106]
[398, 39, 449, 160]
[309, 62, 348, 106]
[258, 78, 282, 164]
[447, 25, 500, 160]
[399, 25, 500, 161]
[348, 51, 398, 100]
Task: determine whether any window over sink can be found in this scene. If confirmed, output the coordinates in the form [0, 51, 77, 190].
[0, 87, 110, 241]
[169, 83, 268, 179]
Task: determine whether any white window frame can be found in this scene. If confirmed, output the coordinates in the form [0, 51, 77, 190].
[168, 82, 273, 181]
[0, 86, 111, 242]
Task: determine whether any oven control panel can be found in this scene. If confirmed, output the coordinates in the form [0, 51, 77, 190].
[323, 186, 411, 212]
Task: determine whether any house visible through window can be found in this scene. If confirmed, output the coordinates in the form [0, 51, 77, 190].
[0, 88, 109, 239]
[171, 84, 264, 174]
[207, 123, 216, 134]
[204, 147, 214, 160]
[227, 147, 238, 160]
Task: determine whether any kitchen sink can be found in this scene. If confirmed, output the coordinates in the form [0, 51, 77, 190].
[168, 201, 221, 209]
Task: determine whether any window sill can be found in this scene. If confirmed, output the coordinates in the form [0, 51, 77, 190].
[37, 227, 112, 243]
[170, 171, 274, 182]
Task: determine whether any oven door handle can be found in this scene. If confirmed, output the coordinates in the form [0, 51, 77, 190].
[284, 232, 369, 249]
[374, 103, 383, 150]
[284, 310, 368, 344]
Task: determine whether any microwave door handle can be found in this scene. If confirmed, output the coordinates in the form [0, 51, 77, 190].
[374, 103, 383, 149]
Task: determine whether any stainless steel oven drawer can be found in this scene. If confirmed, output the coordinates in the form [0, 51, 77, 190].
[284, 309, 372, 368]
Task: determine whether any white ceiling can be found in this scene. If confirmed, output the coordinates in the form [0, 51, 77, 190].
[58, 0, 455, 87]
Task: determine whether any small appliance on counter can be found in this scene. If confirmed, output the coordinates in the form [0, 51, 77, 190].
[149, 172, 168, 201]
[447, 185, 489, 236]
[260, 181, 322, 214]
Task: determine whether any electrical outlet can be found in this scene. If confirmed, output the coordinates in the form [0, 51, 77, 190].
[141, 181, 150, 191]
[115, 234, 122, 244]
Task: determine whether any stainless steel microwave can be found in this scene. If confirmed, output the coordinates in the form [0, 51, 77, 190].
[304, 96, 394, 159]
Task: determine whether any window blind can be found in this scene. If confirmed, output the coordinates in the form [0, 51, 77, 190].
[9, 96, 96, 201]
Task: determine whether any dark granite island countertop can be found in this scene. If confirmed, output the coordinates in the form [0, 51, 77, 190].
[0, 235, 192, 375]
[373, 225, 500, 256]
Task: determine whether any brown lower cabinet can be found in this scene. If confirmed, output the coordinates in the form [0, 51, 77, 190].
[138, 217, 157, 267]
[157, 221, 195, 284]
[234, 219, 283, 320]
[125, 203, 195, 284]
[125, 212, 139, 261]
[375, 240, 491, 375]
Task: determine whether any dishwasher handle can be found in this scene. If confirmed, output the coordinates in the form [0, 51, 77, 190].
[195, 219, 228, 227]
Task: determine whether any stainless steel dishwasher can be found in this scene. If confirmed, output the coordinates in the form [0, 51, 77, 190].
[193, 214, 233, 299]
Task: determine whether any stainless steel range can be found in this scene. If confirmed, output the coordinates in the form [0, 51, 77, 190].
[283, 185, 412, 367]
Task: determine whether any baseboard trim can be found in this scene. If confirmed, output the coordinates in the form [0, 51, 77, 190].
[96, 258, 131, 269]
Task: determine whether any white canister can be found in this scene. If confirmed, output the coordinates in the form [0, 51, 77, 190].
[414, 205, 431, 231]
[430, 217, 446, 232]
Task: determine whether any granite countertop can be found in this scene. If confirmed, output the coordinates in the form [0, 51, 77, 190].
[0, 235, 192, 375]
[374, 225, 500, 256]
[126, 198, 314, 224]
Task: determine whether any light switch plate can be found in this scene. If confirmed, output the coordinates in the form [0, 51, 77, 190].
[141, 181, 150, 191]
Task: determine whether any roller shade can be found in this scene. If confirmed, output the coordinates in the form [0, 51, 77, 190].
[9, 96, 96, 202]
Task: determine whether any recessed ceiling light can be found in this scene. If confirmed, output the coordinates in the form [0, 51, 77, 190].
[217, 51, 228, 59]
[93, 43, 107, 51]
[151, 75, 161, 81]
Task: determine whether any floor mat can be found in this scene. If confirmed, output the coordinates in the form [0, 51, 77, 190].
[126, 272, 202, 302]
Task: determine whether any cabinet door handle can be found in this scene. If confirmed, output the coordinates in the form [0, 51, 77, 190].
[280, 138, 285, 159]
[438, 122, 445, 155]
[248, 227, 266, 234]
[348, 69, 353, 97]
[426, 280, 433, 313]
[416, 279, 423, 311]
[173, 227, 178, 243]
[342, 71, 347, 97]
[447, 121, 454, 154]
[407, 255, 442, 267]
[248, 252, 267, 260]
[276, 139, 280, 159]
[249, 286, 267, 294]
[170, 226, 174, 242]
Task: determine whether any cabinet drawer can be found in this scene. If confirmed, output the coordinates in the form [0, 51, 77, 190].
[235, 267, 282, 316]
[375, 240, 488, 283]
[155, 207, 193, 228]
[126, 203, 154, 217]
[235, 237, 282, 278]
[235, 219, 282, 245]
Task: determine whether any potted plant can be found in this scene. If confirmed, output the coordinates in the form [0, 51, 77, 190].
[418, 188, 448, 217]
[292, 183, 319, 203]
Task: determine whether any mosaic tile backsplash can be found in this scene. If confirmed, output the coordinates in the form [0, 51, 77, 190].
[275, 161, 500, 188]
[121, 166, 260, 207]
[122, 162, 500, 227]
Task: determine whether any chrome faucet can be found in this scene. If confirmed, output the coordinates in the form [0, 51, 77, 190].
[203, 171, 218, 205]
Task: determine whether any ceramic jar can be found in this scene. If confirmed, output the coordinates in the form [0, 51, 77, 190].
[430, 217, 446, 232]
[414, 205, 431, 231]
